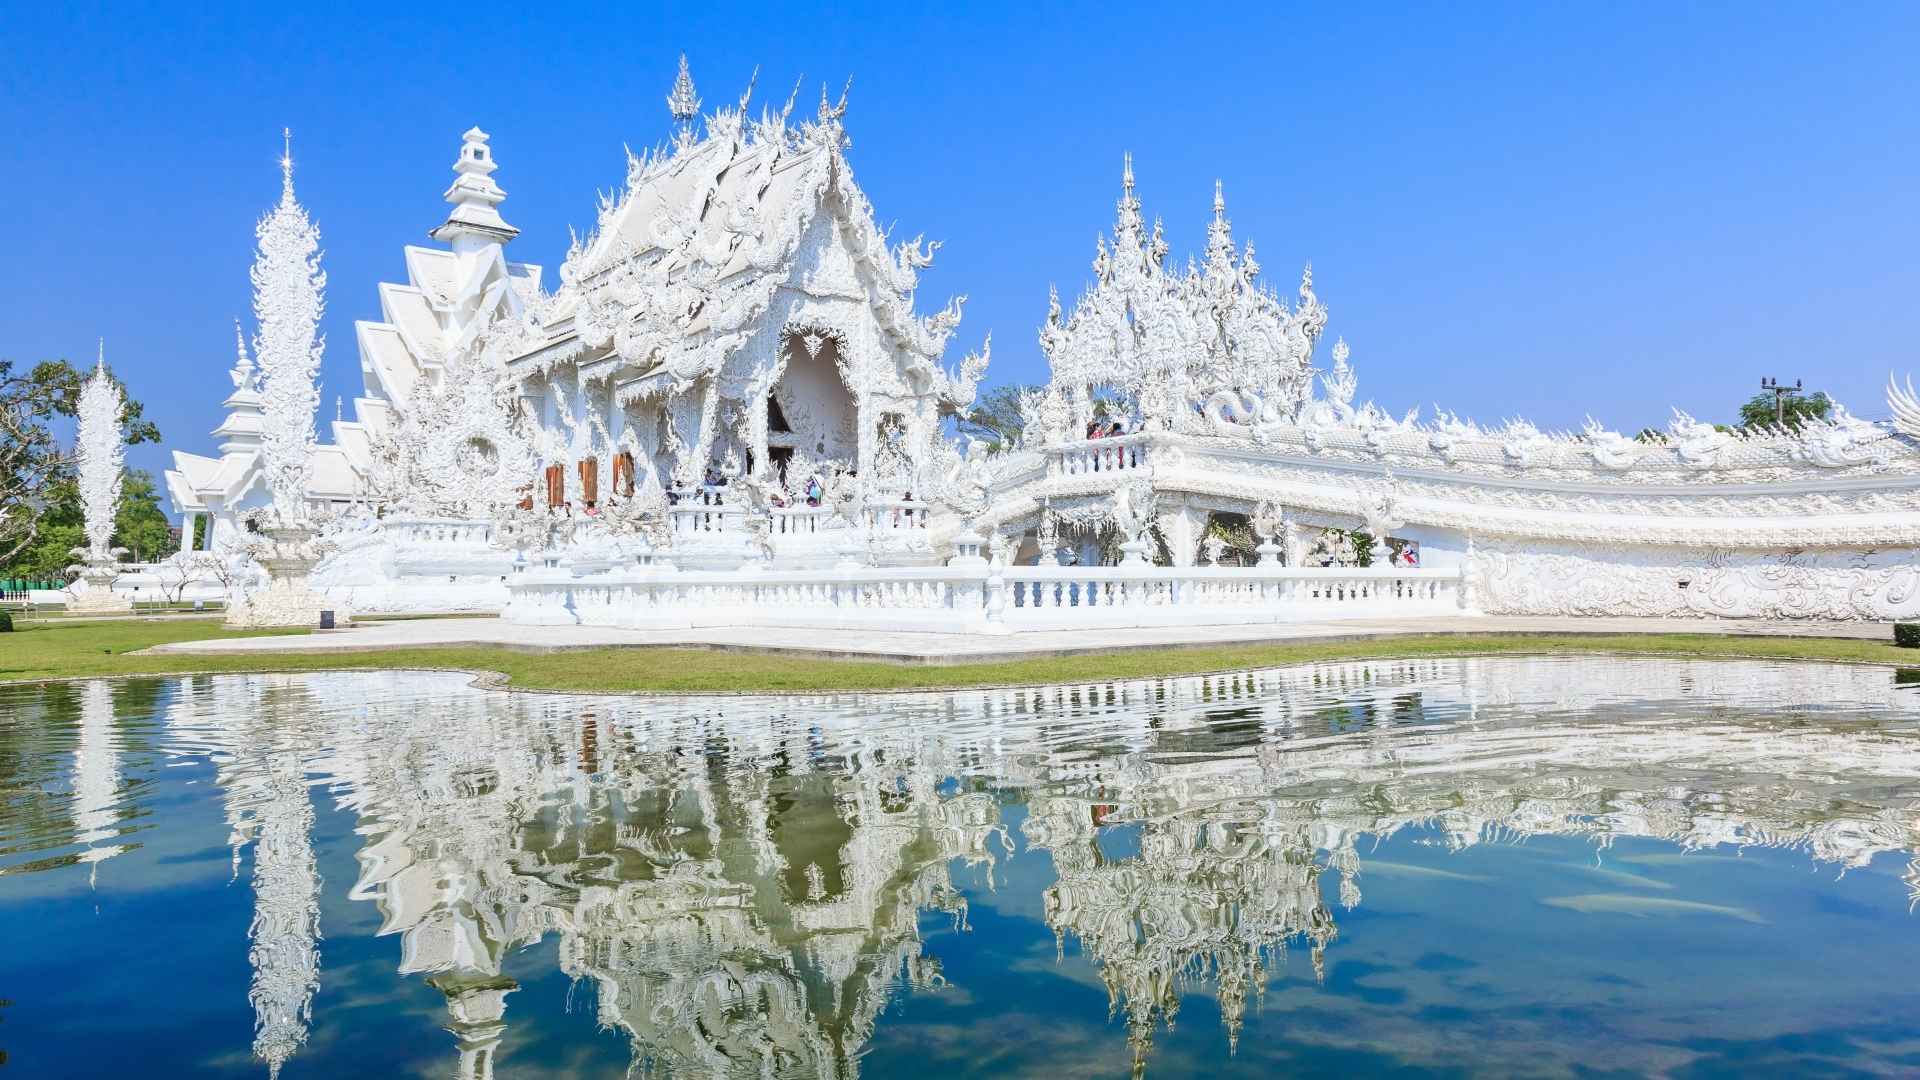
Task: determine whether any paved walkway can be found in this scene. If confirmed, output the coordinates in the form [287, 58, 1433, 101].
[140, 615, 1895, 665]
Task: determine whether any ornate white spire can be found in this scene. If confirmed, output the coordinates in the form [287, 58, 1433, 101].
[246, 743, 321, 1078]
[230, 317, 257, 392]
[666, 53, 700, 126]
[72, 680, 124, 878]
[1204, 179, 1236, 274]
[429, 127, 518, 248]
[1323, 337, 1357, 407]
[1113, 154, 1144, 247]
[74, 344, 124, 563]
[250, 128, 326, 520]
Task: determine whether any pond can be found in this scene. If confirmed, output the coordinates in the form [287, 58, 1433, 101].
[3, 657, 1920, 1077]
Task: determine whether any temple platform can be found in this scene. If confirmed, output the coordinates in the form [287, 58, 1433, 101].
[140, 615, 1896, 666]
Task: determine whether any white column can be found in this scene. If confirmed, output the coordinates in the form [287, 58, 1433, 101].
[182, 512, 200, 553]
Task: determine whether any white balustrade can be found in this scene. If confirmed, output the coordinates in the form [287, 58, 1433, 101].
[382, 518, 495, 547]
[997, 565, 1459, 629]
[669, 502, 849, 538]
[669, 503, 747, 535]
[1049, 435, 1151, 478]
[863, 498, 931, 532]
[510, 559, 1465, 632]
[771, 506, 834, 535]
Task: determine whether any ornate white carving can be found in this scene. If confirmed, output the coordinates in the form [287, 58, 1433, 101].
[363, 317, 541, 519]
[1110, 479, 1158, 565]
[1474, 539, 1920, 619]
[1359, 471, 1402, 550]
[1041, 161, 1328, 429]
[1887, 373, 1920, 438]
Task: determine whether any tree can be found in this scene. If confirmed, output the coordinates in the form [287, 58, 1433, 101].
[150, 550, 216, 603]
[1736, 390, 1832, 432]
[4, 468, 179, 579]
[956, 384, 1035, 451]
[1, 358, 160, 565]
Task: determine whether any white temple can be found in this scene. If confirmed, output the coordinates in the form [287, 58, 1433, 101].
[159, 59, 1920, 628]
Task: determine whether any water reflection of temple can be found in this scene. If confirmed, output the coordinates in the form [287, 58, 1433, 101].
[144, 657, 1920, 1077]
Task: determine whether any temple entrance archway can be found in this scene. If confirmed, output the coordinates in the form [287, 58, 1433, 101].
[767, 327, 857, 481]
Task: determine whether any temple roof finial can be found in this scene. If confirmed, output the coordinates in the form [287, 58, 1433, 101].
[1122, 152, 1135, 196]
[96, 337, 106, 373]
[816, 77, 851, 124]
[280, 127, 294, 201]
[429, 127, 517, 247]
[737, 65, 759, 111]
[667, 54, 700, 125]
[1213, 179, 1225, 219]
[232, 317, 251, 370]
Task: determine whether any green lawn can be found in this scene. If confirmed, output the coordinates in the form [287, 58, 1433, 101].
[1, 617, 1915, 694]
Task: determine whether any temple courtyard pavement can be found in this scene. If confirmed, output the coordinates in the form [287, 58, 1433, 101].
[140, 615, 1893, 665]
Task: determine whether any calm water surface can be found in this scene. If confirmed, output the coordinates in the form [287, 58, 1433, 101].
[4, 657, 1920, 1077]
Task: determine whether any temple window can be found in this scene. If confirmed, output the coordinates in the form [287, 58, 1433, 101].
[578, 458, 600, 504]
[544, 464, 565, 508]
[613, 451, 636, 497]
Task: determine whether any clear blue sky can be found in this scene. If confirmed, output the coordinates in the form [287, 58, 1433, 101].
[5, 3, 1917, 481]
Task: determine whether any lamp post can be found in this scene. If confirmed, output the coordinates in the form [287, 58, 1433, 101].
[1760, 376, 1803, 426]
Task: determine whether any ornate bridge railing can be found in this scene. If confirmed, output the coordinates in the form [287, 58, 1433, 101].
[1048, 434, 1152, 478]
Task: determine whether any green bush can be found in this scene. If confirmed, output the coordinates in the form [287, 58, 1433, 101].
[1895, 623, 1920, 648]
[0, 611, 12, 633]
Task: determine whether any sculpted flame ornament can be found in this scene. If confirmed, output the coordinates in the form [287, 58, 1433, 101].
[1888, 374, 1920, 438]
